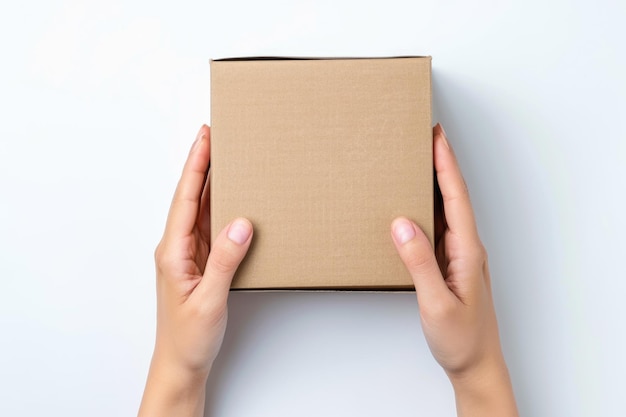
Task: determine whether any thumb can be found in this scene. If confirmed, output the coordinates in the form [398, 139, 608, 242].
[391, 217, 452, 307]
[198, 218, 253, 299]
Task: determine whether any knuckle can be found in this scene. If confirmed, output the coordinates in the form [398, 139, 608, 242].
[444, 179, 470, 205]
[154, 241, 176, 273]
[404, 246, 435, 272]
[468, 242, 488, 265]
[480, 244, 489, 263]
[187, 298, 227, 327]
[422, 297, 456, 322]
[156, 256, 175, 274]
[461, 177, 470, 195]
[208, 247, 238, 275]
[154, 242, 163, 262]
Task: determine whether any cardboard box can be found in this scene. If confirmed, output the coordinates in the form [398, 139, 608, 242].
[210, 57, 433, 290]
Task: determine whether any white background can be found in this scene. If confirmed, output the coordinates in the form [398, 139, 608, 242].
[1, 1, 624, 416]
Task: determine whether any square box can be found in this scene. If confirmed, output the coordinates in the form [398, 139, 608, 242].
[210, 57, 433, 290]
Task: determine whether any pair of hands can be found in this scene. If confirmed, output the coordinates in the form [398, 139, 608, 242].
[138, 125, 518, 417]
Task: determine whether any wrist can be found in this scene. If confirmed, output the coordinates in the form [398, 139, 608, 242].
[446, 351, 507, 387]
[138, 353, 210, 417]
[150, 349, 211, 390]
[447, 356, 519, 417]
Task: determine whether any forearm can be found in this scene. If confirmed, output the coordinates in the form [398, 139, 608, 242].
[449, 359, 519, 417]
[138, 357, 208, 417]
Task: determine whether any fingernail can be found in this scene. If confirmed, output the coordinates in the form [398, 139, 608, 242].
[392, 218, 416, 245]
[191, 126, 206, 152]
[438, 123, 450, 150]
[227, 219, 252, 245]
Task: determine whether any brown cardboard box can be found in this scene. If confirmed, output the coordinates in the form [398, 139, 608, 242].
[210, 57, 433, 290]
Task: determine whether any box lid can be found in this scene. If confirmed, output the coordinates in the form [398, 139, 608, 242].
[210, 56, 432, 290]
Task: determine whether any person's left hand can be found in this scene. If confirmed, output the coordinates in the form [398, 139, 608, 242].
[139, 125, 253, 417]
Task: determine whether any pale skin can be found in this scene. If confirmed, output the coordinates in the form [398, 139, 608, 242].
[138, 124, 519, 417]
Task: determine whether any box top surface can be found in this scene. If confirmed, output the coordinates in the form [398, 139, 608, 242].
[210, 56, 433, 290]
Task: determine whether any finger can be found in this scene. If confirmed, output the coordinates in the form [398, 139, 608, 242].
[165, 125, 211, 238]
[195, 218, 253, 301]
[433, 124, 479, 241]
[391, 217, 455, 307]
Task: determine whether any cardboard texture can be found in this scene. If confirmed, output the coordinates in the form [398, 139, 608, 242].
[210, 57, 433, 290]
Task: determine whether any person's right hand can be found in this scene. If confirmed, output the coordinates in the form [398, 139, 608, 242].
[391, 124, 518, 417]
[138, 125, 253, 417]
